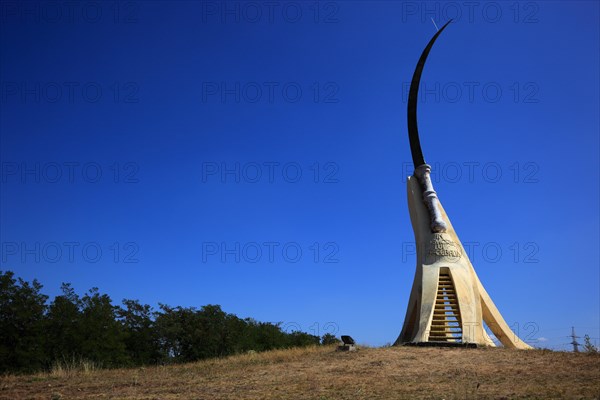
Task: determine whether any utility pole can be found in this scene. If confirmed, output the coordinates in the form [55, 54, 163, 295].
[570, 326, 580, 352]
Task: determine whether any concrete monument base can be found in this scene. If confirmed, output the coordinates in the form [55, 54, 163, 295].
[394, 176, 532, 350]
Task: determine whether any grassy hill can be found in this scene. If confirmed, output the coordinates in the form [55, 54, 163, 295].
[1, 345, 598, 399]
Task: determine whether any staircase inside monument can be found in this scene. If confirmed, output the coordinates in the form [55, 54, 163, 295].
[428, 272, 462, 343]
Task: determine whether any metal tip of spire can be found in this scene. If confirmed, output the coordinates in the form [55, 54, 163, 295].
[407, 19, 453, 169]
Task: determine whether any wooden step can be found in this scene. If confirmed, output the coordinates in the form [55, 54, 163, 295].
[430, 326, 462, 332]
[431, 322, 460, 327]
[430, 328, 462, 333]
[429, 335, 463, 340]
[431, 319, 460, 323]
[431, 319, 460, 324]
[429, 333, 462, 337]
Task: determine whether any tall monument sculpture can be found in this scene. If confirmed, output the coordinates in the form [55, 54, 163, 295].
[395, 21, 531, 349]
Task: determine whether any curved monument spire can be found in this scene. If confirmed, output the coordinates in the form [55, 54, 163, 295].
[407, 19, 452, 168]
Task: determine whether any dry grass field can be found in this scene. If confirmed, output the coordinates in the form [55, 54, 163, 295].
[1, 345, 599, 400]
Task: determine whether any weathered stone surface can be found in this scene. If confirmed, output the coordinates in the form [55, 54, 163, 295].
[337, 344, 357, 352]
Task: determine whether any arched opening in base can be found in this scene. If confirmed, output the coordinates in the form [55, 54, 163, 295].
[428, 269, 463, 343]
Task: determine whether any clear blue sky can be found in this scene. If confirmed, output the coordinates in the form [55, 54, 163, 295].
[1, 1, 598, 350]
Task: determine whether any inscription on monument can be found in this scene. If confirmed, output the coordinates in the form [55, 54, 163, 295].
[427, 233, 461, 263]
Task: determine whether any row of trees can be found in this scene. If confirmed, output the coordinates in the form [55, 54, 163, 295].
[0, 271, 334, 374]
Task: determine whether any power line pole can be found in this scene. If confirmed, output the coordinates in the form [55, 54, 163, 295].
[570, 326, 580, 352]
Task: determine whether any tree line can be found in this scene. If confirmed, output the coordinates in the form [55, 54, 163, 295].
[0, 271, 338, 374]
